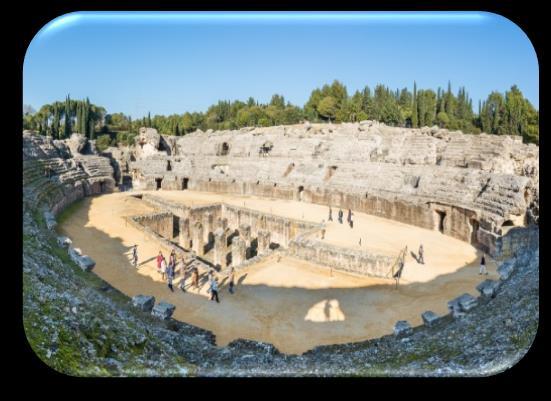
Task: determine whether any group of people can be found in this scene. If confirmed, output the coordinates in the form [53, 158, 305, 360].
[137, 247, 237, 302]
[156, 250, 179, 291]
[328, 207, 354, 228]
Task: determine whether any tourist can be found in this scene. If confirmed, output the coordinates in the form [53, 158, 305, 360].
[169, 250, 176, 269]
[347, 209, 352, 223]
[178, 274, 187, 293]
[359, 238, 362, 246]
[349, 217, 354, 229]
[160, 256, 167, 281]
[418, 244, 424, 264]
[479, 254, 488, 275]
[338, 209, 343, 224]
[210, 278, 220, 303]
[192, 267, 199, 290]
[167, 263, 174, 292]
[156, 251, 163, 273]
[328, 206, 333, 221]
[207, 269, 214, 294]
[132, 245, 138, 268]
[228, 267, 235, 294]
[321, 219, 326, 239]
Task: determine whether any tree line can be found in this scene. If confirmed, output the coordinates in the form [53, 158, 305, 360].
[23, 81, 539, 147]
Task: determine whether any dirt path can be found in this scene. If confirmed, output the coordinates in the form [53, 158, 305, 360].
[58, 191, 497, 354]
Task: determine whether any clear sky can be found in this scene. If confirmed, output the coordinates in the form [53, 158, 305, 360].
[23, 12, 539, 118]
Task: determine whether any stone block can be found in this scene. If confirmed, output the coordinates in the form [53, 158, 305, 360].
[421, 311, 440, 327]
[78, 256, 96, 272]
[449, 293, 478, 314]
[498, 260, 515, 280]
[44, 211, 57, 230]
[132, 295, 155, 312]
[476, 279, 500, 298]
[152, 301, 176, 320]
[56, 236, 72, 248]
[394, 320, 412, 336]
[68, 247, 95, 271]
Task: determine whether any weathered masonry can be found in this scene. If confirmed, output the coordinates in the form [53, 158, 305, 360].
[122, 123, 539, 257]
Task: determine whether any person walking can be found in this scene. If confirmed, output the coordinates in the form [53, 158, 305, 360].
[160, 256, 167, 281]
[191, 266, 199, 291]
[132, 245, 138, 268]
[479, 254, 488, 275]
[418, 244, 424, 264]
[328, 206, 333, 222]
[338, 209, 343, 224]
[228, 267, 235, 294]
[210, 278, 220, 303]
[347, 209, 352, 223]
[169, 250, 176, 270]
[167, 263, 174, 292]
[156, 251, 163, 273]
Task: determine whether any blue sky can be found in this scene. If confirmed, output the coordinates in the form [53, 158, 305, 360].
[24, 12, 539, 118]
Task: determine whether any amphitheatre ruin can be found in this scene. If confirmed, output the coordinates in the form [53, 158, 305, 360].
[23, 121, 539, 375]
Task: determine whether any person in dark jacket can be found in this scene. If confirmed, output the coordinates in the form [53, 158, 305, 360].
[210, 278, 220, 303]
[479, 254, 488, 275]
[167, 263, 175, 291]
[228, 267, 235, 294]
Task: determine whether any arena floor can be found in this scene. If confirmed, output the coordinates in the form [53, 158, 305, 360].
[58, 190, 498, 354]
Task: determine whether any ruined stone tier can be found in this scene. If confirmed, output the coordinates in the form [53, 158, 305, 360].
[128, 123, 538, 256]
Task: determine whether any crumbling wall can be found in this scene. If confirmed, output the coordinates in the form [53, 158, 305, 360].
[132, 212, 174, 240]
[288, 237, 394, 278]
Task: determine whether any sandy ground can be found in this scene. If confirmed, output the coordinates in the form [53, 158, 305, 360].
[58, 190, 498, 354]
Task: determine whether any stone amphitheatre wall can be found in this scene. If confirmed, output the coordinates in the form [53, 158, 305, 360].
[495, 225, 539, 261]
[23, 132, 115, 215]
[23, 129, 540, 376]
[126, 123, 539, 257]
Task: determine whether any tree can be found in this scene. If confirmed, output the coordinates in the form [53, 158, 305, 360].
[63, 95, 72, 138]
[436, 111, 450, 127]
[317, 96, 338, 122]
[412, 82, 418, 128]
[270, 94, 285, 108]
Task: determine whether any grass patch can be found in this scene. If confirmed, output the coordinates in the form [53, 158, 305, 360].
[56, 198, 85, 225]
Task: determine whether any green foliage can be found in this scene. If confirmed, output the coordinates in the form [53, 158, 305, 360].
[95, 134, 113, 152]
[24, 83, 538, 145]
[317, 96, 338, 121]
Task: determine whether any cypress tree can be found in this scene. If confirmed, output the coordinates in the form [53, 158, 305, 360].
[147, 112, 152, 127]
[412, 82, 418, 128]
[89, 119, 95, 140]
[64, 95, 72, 138]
